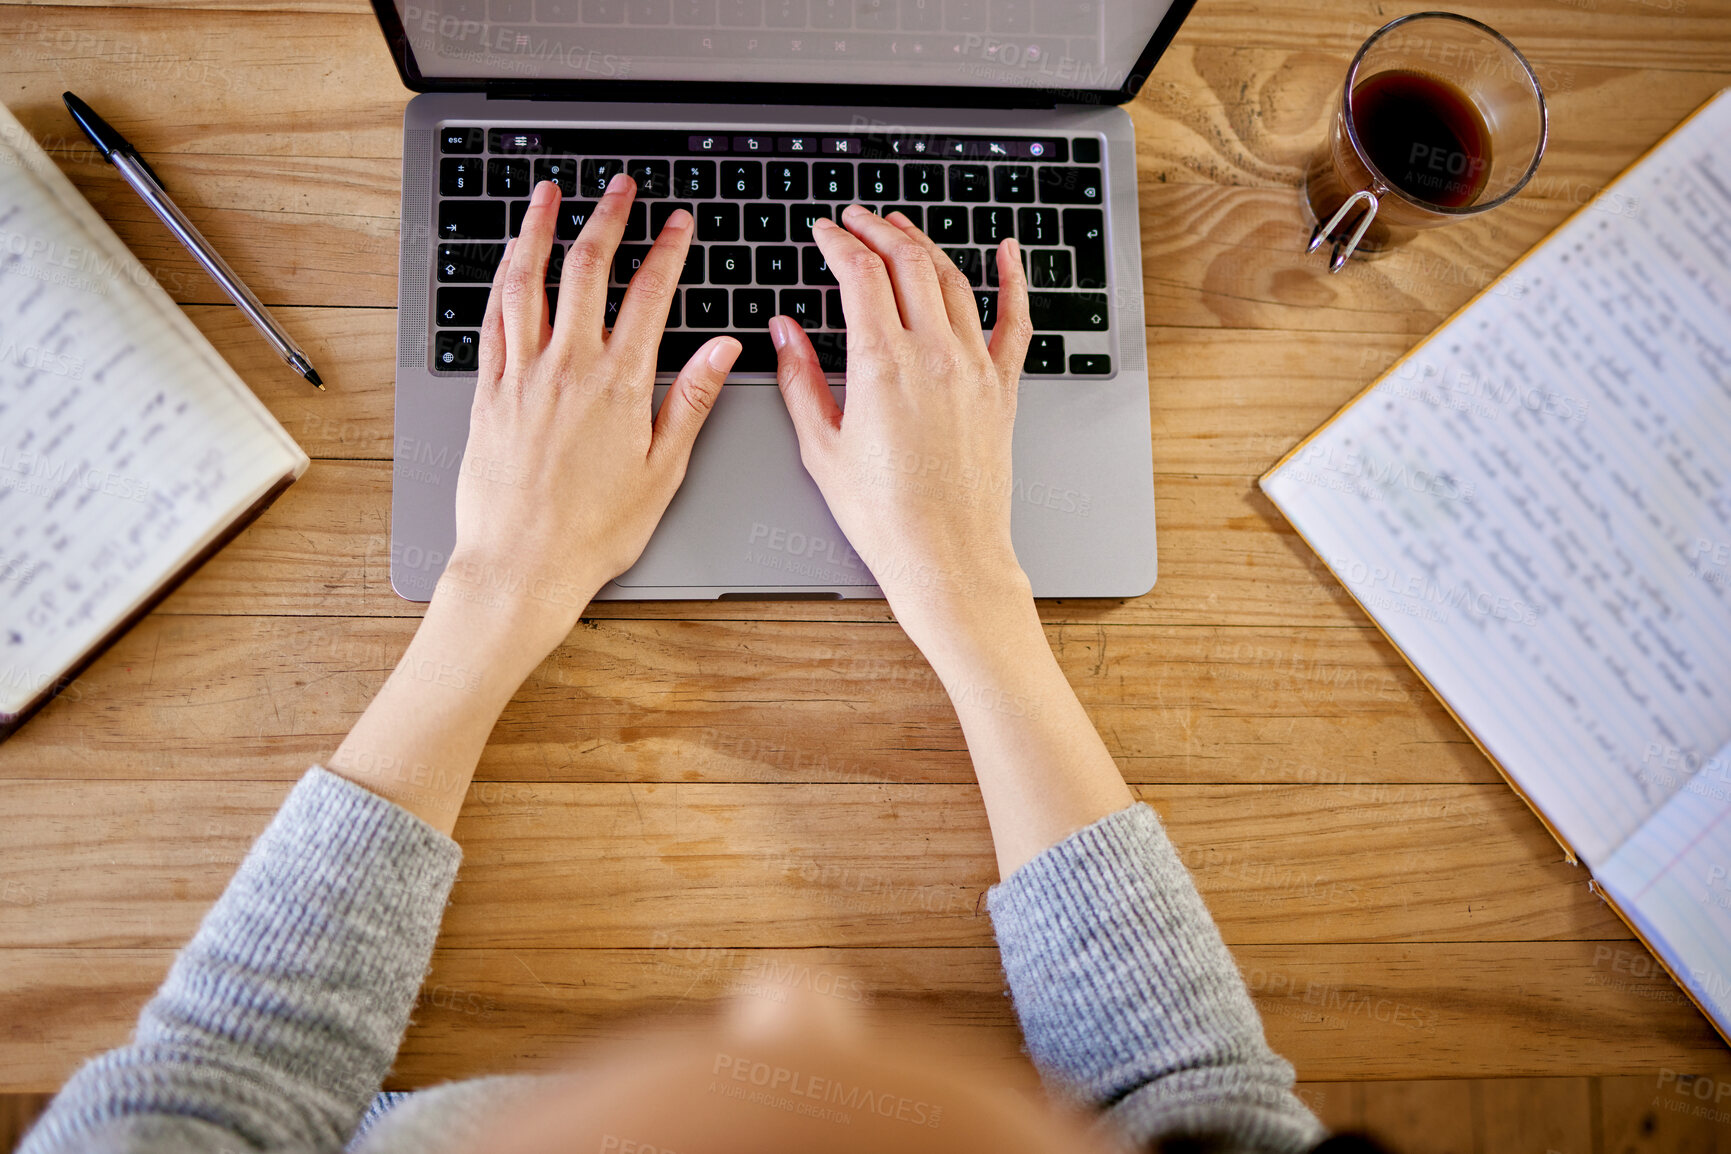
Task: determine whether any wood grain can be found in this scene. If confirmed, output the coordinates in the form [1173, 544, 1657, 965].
[4, 0, 1729, 1098]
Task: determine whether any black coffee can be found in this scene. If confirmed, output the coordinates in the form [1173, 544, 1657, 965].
[1351, 68, 1492, 208]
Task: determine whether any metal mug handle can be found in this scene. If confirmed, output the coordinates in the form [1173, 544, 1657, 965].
[1306, 188, 1379, 273]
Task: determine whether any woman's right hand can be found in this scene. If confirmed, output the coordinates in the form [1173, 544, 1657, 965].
[769, 205, 1035, 634]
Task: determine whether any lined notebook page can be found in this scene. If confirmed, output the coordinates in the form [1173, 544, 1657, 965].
[1597, 739, 1731, 1029]
[1261, 90, 1731, 870]
[0, 104, 306, 718]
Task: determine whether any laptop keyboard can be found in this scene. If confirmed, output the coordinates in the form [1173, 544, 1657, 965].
[429, 126, 1113, 378]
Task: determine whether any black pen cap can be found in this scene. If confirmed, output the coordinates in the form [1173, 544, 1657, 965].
[63, 92, 130, 161]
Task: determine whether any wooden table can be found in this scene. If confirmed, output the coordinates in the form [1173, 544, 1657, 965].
[3, 0, 1730, 1099]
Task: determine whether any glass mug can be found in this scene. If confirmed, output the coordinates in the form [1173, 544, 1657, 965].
[1304, 11, 1548, 271]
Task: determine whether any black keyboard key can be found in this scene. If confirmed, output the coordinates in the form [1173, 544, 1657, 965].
[440, 157, 483, 196]
[826, 288, 845, 328]
[1018, 206, 1059, 245]
[1069, 353, 1110, 374]
[808, 330, 847, 371]
[624, 202, 648, 241]
[433, 330, 480, 371]
[666, 290, 681, 328]
[544, 285, 558, 323]
[1029, 248, 1071, 288]
[435, 286, 490, 327]
[710, 245, 752, 284]
[614, 243, 653, 284]
[734, 288, 775, 327]
[510, 200, 529, 237]
[1063, 208, 1107, 288]
[1072, 136, 1101, 164]
[904, 163, 945, 201]
[556, 200, 598, 240]
[791, 204, 832, 242]
[440, 127, 484, 154]
[767, 161, 809, 199]
[675, 160, 716, 198]
[943, 247, 982, 286]
[488, 157, 532, 197]
[1038, 166, 1103, 204]
[803, 246, 837, 286]
[720, 161, 762, 199]
[585, 0, 626, 21]
[602, 286, 627, 328]
[884, 204, 922, 228]
[686, 288, 729, 327]
[437, 242, 504, 282]
[651, 201, 695, 234]
[974, 290, 997, 329]
[973, 205, 1014, 244]
[628, 159, 671, 198]
[812, 162, 854, 200]
[1030, 291, 1108, 330]
[858, 163, 898, 200]
[630, 0, 671, 20]
[744, 204, 786, 242]
[581, 158, 625, 197]
[697, 203, 739, 241]
[756, 245, 799, 284]
[765, 0, 805, 23]
[994, 165, 1035, 202]
[656, 331, 777, 373]
[440, 200, 505, 239]
[1024, 334, 1064, 374]
[545, 243, 565, 283]
[533, 157, 578, 195]
[780, 288, 823, 327]
[948, 164, 990, 202]
[927, 205, 968, 244]
[681, 245, 705, 284]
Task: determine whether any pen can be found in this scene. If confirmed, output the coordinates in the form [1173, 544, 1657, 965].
[62, 92, 324, 390]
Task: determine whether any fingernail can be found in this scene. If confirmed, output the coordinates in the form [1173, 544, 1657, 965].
[664, 208, 691, 231]
[768, 316, 789, 349]
[531, 180, 556, 207]
[709, 337, 741, 370]
[608, 172, 632, 193]
[1006, 237, 1020, 259]
[813, 216, 834, 231]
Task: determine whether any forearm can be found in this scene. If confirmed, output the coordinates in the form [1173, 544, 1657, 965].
[329, 563, 593, 833]
[895, 575, 1134, 878]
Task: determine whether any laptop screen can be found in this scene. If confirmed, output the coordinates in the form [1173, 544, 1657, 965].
[390, 0, 1179, 94]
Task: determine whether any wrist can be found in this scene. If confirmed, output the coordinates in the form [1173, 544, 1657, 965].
[889, 565, 1044, 680]
[434, 550, 601, 655]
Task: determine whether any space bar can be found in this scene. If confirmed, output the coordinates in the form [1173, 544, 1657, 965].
[656, 331, 847, 374]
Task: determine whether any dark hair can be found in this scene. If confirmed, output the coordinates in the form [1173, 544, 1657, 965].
[1150, 1129, 1399, 1154]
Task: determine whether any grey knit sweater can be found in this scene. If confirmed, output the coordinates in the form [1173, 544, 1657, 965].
[20, 768, 1324, 1154]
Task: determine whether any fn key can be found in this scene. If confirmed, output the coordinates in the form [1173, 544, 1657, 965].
[434, 331, 480, 371]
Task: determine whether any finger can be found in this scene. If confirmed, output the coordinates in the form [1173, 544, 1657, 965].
[838, 204, 948, 333]
[552, 172, 637, 345]
[477, 236, 515, 385]
[810, 215, 900, 344]
[650, 335, 740, 470]
[884, 210, 981, 343]
[987, 238, 1034, 386]
[770, 316, 842, 464]
[501, 181, 559, 362]
[610, 208, 694, 373]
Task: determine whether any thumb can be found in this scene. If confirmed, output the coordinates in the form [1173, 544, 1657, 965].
[770, 316, 842, 461]
[651, 335, 739, 467]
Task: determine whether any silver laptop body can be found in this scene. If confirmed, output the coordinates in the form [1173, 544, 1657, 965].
[379, 2, 1189, 601]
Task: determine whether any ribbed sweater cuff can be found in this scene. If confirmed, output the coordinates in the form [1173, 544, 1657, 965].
[987, 803, 1324, 1154]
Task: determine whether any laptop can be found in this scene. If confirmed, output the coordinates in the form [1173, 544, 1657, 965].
[375, 0, 1188, 601]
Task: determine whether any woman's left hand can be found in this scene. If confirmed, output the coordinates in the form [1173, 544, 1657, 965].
[441, 174, 740, 651]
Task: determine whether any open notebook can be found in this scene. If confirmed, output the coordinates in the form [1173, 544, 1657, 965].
[0, 102, 308, 739]
[1261, 90, 1731, 1041]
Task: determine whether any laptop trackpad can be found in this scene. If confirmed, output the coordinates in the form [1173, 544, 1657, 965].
[614, 382, 875, 590]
